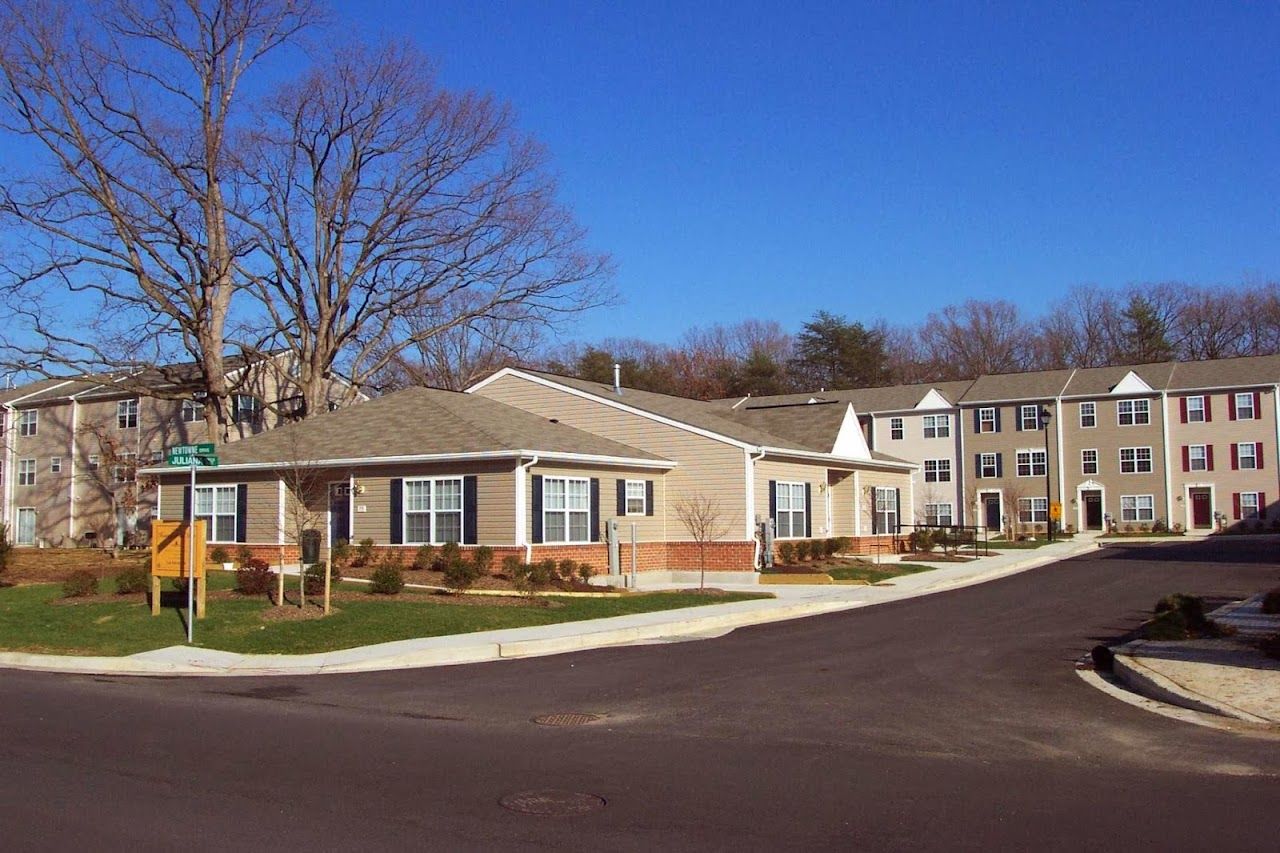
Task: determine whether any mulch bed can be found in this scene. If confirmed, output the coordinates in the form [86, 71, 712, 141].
[6, 548, 150, 585]
[340, 565, 601, 594]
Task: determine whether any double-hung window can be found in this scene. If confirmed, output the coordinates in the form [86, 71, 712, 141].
[1236, 442, 1259, 470]
[1186, 396, 1206, 423]
[181, 398, 205, 423]
[1240, 492, 1261, 520]
[543, 477, 591, 543]
[1018, 497, 1048, 524]
[624, 479, 647, 515]
[923, 459, 951, 483]
[117, 399, 138, 429]
[922, 415, 949, 438]
[17, 409, 37, 437]
[978, 452, 1000, 479]
[1015, 449, 1047, 477]
[1234, 393, 1257, 420]
[233, 394, 262, 425]
[1019, 405, 1040, 431]
[17, 458, 36, 486]
[977, 408, 996, 433]
[404, 478, 463, 544]
[1118, 399, 1150, 426]
[889, 417, 904, 440]
[111, 452, 137, 484]
[50, 456, 62, 474]
[194, 485, 238, 543]
[1120, 495, 1155, 523]
[1119, 447, 1153, 474]
[924, 503, 953, 527]
[1081, 449, 1098, 475]
[1188, 445, 1208, 472]
[873, 486, 898, 534]
[1079, 402, 1096, 428]
[774, 481, 807, 539]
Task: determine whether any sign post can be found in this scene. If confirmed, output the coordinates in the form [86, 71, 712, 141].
[166, 444, 218, 643]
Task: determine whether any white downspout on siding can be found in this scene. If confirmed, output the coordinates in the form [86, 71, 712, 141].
[515, 455, 538, 562]
[68, 398, 78, 539]
[1053, 396, 1066, 508]
[1273, 385, 1280, 514]
[1, 405, 11, 533]
[277, 479, 286, 545]
[954, 408, 966, 526]
[1160, 389, 1174, 525]
[746, 448, 765, 567]
[852, 471, 861, 537]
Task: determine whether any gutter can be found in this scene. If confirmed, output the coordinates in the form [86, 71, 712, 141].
[141, 449, 677, 477]
[517, 454, 539, 563]
[747, 448, 766, 566]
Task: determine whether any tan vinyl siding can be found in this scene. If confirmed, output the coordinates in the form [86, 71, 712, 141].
[866, 409, 965, 525]
[1061, 395, 1167, 531]
[754, 459, 829, 538]
[346, 461, 517, 546]
[475, 374, 746, 540]
[854, 469, 914, 535]
[530, 464, 666, 543]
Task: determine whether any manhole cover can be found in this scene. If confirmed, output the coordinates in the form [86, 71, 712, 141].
[532, 712, 601, 726]
[499, 790, 606, 816]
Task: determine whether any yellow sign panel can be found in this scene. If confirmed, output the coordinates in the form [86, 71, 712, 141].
[1049, 502, 1063, 521]
[150, 520, 207, 578]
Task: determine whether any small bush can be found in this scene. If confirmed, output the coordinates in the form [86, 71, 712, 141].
[833, 536, 852, 554]
[540, 558, 560, 584]
[909, 530, 936, 553]
[209, 546, 230, 564]
[62, 569, 98, 598]
[439, 541, 462, 569]
[331, 539, 351, 567]
[114, 566, 149, 595]
[501, 554, 523, 578]
[1123, 524, 1134, 533]
[577, 563, 595, 584]
[824, 538, 841, 558]
[236, 558, 274, 595]
[302, 561, 331, 596]
[354, 538, 376, 567]
[443, 554, 481, 593]
[368, 562, 405, 595]
[412, 544, 437, 571]
[558, 559, 578, 582]
[1172, 522, 1183, 533]
[777, 542, 796, 565]
[473, 546, 494, 574]
[794, 540, 810, 562]
[237, 545, 254, 567]
[1152, 517, 1168, 534]
[1261, 588, 1280, 615]
[512, 562, 535, 595]
[1148, 593, 1226, 640]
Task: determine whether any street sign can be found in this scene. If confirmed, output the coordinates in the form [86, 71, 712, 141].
[167, 453, 219, 467]
[168, 443, 215, 456]
[1049, 501, 1063, 521]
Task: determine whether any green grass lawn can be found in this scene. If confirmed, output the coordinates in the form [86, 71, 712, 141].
[0, 572, 770, 657]
[824, 563, 937, 583]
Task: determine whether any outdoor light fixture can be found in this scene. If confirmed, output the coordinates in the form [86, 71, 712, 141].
[1038, 406, 1054, 542]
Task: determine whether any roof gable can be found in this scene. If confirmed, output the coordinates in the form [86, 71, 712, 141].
[1108, 370, 1154, 395]
[914, 389, 952, 410]
[831, 404, 872, 460]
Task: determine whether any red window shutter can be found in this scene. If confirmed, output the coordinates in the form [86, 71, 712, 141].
[1231, 444, 1239, 470]
[1261, 493, 1269, 518]
[1181, 446, 1190, 472]
[1257, 443, 1264, 470]
[1204, 397, 1212, 422]
[1254, 392, 1261, 416]
[1233, 493, 1241, 520]
[1179, 397, 1187, 423]
[1206, 444, 1215, 471]
[1228, 395, 1237, 420]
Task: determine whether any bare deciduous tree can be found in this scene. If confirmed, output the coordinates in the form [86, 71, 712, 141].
[673, 493, 730, 591]
[917, 299, 1033, 379]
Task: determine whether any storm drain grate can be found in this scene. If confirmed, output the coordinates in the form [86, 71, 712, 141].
[499, 790, 606, 816]
[532, 712, 601, 726]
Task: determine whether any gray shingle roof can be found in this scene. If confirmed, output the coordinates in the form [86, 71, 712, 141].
[959, 369, 1077, 403]
[1165, 354, 1280, 391]
[1059, 362, 1177, 397]
[729, 379, 975, 413]
[180, 387, 666, 468]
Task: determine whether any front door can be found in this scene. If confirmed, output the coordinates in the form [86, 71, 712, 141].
[1083, 491, 1103, 530]
[1191, 489, 1212, 529]
[329, 483, 351, 546]
[983, 494, 1001, 531]
[15, 508, 36, 546]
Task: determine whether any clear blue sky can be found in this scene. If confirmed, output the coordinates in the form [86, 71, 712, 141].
[340, 0, 1280, 344]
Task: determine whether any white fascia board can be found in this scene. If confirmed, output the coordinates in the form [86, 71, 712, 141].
[1162, 381, 1276, 394]
[759, 445, 917, 472]
[5, 379, 76, 407]
[466, 367, 755, 451]
[830, 404, 872, 460]
[1109, 371, 1154, 395]
[140, 448, 676, 476]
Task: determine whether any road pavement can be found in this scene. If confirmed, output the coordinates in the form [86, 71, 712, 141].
[2, 538, 1279, 850]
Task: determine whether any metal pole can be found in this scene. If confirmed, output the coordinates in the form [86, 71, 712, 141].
[630, 523, 637, 590]
[1043, 407, 1053, 542]
[187, 460, 195, 644]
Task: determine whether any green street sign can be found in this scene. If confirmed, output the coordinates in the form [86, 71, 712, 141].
[167, 453, 218, 467]
[168, 443, 215, 456]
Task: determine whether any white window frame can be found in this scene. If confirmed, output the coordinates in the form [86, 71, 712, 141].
[543, 476, 591, 544]
[1019, 405, 1040, 431]
[1237, 442, 1258, 470]
[193, 484, 238, 543]
[922, 415, 950, 438]
[775, 480, 807, 539]
[1119, 446, 1153, 474]
[873, 486, 898, 533]
[117, 398, 139, 429]
[87, 454, 100, 470]
[1120, 494, 1155, 523]
[233, 394, 262, 425]
[15, 507, 37, 545]
[1188, 444, 1208, 472]
[111, 452, 138, 485]
[17, 458, 36, 486]
[978, 452, 999, 479]
[1079, 402, 1096, 429]
[1081, 449, 1098, 475]
[978, 408, 996, 433]
[1235, 392, 1256, 420]
[1018, 497, 1048, 524]
[924, 502, 953, 527]
[181, 398, 205, 423]
[1240, 491, 1261, 520]
[1015, 449, 1047, 478]
[923, 459, 951, 483]
[889, 417, 904, 440]
[17, 409, 37, 437]
[1186, 396, 1205, 423]
[403, 477, 464, 545]
[50, 456, 62, 474]
[624, 479, 647, 516]
[1117, 399, 1150, 426]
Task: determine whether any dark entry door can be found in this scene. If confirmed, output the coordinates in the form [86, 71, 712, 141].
[1191, 491, 1212, 528]
[329, 483, 350, 546]
[1084, 492, 1102, 530]
[983, 494, 1001, 530]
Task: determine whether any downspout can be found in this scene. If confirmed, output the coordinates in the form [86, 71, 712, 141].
[1055, 370, 1075, 516]
[1159, 389, 1174, 526]
[1274, 385, 1280, 515]
[748, 448, 766, 568]
[1, 404, 12, 535]
[516, 454, 539, 562]
[68, 398, 78, 541]
[954, 406, 966, 526]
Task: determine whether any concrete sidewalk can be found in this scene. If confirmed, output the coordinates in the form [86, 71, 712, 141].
[0, 537, 1100, 678]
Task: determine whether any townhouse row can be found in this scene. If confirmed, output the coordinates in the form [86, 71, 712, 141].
[726, 354, 1280, 534]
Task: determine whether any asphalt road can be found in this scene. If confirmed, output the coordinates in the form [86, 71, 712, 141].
[3, 540, 1280, 851]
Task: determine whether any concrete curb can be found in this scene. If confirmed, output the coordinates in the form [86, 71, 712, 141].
[1074, 667, 1280, 736]
[1111, 647, 1273, 725]
[0, 538, 1098, 678]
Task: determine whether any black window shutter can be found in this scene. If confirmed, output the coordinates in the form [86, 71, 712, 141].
[589, 478, 601, 542]
[389, 478, 403, 544]
[995, 453, 1004, 478]
[1015, 408, 1023, 431]
[531, 474, 543, 543]
[994, 409, 1002, 433]
[871, 489, 878, 535]
[804, 482, 813, 537]
[616, 479, 626, 516]
[895, 489, 902, 533]
[183, 485, 192, 519]
[463, 475, 478, 545]
[235, 483, 248, 543]
[974, 453, 983, 478]
[972, 409, 980, 432]
[645, 480, 655, 516]
[768, 480, 777, 525]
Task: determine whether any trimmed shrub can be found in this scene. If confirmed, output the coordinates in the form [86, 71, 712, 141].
[577, 563, 595, 585]
[473, 546, 494, 575]
[833, 536, 852, 554]
[540, 558, 560, 584]
[501, 554, 523, 578]
[439, 542, 462, 570]
[512, 562, 535, 595]
[302, 561, 331, 596]
[794, 541, 810, 562]
[0, 522, 11, 579]
[1261, 588, 1280, 615]
[909, 530, 936, 553]
[442, 554, 481, 593]
[1151, 518, 1168, 534]
[1148, 593, 1226, 640]
[777, 542, 796, 565]
[236, 558, 274, 595]
[331, 539, 351, 567]
[114, 566, 149, 595]
[412, 544, 437, 571]
[823, 538, 841, 558]
[558, 559, 578, 583]
[237, 545, 254, 567]
[354, 538, 376, 567]
[209, 546, 230, 564]
[62, 569, 98, 598]
[368, 561, 405, 595]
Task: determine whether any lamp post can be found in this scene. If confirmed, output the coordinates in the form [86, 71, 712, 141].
[1039, 406, 1054, 542]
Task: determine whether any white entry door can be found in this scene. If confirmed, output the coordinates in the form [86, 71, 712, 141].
[15, 507, 36, 545]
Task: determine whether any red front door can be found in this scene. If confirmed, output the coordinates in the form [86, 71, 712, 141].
[1191, 491, 1212, 528]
